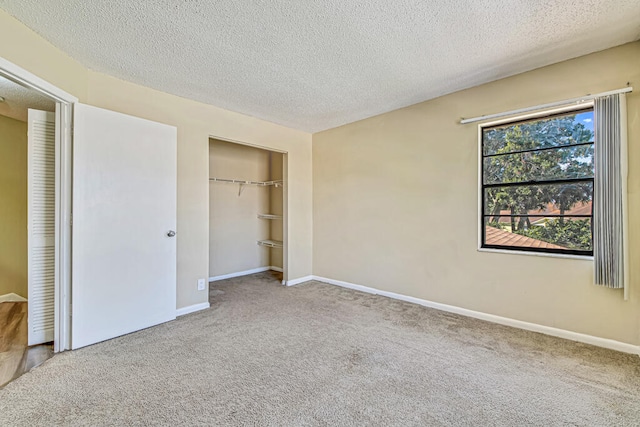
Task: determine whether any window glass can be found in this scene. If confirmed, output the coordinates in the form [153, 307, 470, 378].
[480, 109, 594, 256]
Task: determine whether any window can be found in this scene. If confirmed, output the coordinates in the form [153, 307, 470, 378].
[480, 108, 594, 256]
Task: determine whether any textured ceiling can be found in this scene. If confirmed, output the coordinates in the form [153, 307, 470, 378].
[1, 1, 639, 132]
[0, 75, 55, 122]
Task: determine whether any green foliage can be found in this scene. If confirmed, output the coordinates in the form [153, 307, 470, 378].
[516, 219, 592, 250]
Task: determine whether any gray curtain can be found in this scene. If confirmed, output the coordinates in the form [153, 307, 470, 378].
[593, 93, 628, 295]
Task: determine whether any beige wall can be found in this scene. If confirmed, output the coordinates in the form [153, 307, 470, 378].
[209, 139, 270, 276]
[0, 115, 27, 297]
[0, 9, 313, 310]
[313, 42, 640, 346]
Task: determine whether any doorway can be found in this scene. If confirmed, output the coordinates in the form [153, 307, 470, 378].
[0, 55, 179, 360]
[0, 56, 75, 360]
[208, 138, 289, 287]
[0, 75, 58, 386]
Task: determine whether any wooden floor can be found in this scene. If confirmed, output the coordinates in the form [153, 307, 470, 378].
[0, 301, 53, 387]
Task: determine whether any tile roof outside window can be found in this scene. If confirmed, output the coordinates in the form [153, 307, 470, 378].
[484, 226, 567, 250]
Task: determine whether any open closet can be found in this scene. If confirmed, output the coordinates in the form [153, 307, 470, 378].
[209, 138, 287, 284]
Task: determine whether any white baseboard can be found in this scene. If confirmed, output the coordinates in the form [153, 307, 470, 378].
[270, 266, 283, 272]
[176, 302, 210, 317]
[209, 266, 282, 282]
[311, 275, 640, 356]
[0, 292, 27, 303]
[286, 275, 314, 287]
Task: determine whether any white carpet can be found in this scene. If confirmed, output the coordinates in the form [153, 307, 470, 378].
[1, 271, 639, 426]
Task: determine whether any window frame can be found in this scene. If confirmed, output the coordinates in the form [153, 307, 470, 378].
[477, 104, 595, 259]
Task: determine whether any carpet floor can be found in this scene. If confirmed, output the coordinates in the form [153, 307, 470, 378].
[1, 271, 639, 426]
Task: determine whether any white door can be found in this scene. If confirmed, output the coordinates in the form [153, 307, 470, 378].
[27, 109, 55, 346]
[72, 103, 177, 349]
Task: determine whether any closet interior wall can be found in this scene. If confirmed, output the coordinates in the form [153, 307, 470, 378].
[209, 138, 283, 280]
[269, 153, 283, 271]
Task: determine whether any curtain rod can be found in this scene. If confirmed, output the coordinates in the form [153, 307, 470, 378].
[460, 86, 633, 125]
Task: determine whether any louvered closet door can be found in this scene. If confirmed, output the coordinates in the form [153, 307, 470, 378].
[27, 109, 55, 346]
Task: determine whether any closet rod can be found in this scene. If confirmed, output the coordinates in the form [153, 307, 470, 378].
[257, 239, 284, 249]
[209, 177, 283, 196]
[209, 177, 283, 187]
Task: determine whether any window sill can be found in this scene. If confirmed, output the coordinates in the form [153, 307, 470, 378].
[477, 247, 593, 261]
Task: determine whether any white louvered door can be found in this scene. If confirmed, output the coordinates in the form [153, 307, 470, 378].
[27, 109, 56, 346]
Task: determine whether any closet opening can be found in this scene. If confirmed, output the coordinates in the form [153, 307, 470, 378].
[208, 138, 288, 288]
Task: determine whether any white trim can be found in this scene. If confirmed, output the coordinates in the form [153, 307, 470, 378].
[282, 153, 289, 285]
[0, 57, 78, 103]
[478, 248, 593, 261]
[208, 134, 288, 154]
[176, 302, 210, 317]
[461, 87, 632, 124]
[0, 57, 75, 352]
[285, 275, 314, 287]
[57, 102, 73, 352]
[311, 275, 639, 355]
[0, 293, 28, 303]
[209, 266, 282, 282]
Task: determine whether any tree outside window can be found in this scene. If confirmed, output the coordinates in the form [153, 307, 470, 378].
[481, 109, 594, 255]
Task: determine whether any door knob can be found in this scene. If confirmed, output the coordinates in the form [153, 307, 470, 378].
[167, 230, 176, 237]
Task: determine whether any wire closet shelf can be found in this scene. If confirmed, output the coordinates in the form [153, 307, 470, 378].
[209, 178, 283, 187]
[209, 177, 284, 196]
[257, 239, 283, 249]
